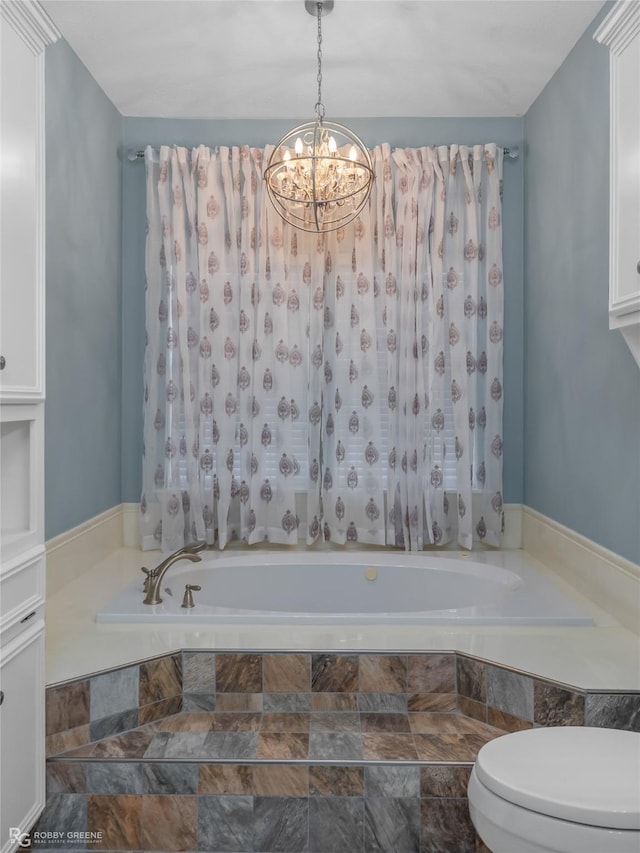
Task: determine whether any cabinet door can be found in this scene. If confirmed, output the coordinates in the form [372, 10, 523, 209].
[609, 23, 640, 321]
[0, 621, 45, 853]
[595, 2, 640, 365]
[0, 12, 44, 400]
[0, 2, 58, 400]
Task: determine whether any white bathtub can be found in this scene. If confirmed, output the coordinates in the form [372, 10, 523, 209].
[96, 551, 595, 626]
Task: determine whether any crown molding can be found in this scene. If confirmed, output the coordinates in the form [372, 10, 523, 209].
[1, 0, 60, 54]
[594, 0, 640, 55]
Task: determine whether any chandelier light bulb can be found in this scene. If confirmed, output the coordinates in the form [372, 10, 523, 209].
[295, 137, 304, 156]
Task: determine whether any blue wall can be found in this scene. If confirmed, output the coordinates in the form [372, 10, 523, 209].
[43, 14, 640, 563]
[524, 11, 640, 563]
[45, 40, 123, 539]
[60, 38, 640, 561]
[121, 117, 525, 507]
[41, 85, 526, 537]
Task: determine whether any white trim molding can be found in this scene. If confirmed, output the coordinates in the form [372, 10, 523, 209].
[502, 503, 522, 550]
[0, 1, 61, 54]
[522, 506, 640, 634]
[595, 0, 640, 56]
[46, 506, 124, 596]
[122, 502, 141, 548]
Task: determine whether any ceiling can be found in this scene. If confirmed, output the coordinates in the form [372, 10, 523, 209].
[41, 0, 605, 119]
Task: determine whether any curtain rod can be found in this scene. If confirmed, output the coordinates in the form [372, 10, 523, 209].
[127, 145, 520, 162]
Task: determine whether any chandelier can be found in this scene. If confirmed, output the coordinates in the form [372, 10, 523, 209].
[265, 0, 374, 233]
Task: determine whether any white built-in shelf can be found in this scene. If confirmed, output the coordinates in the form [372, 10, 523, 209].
[595, 2, 640, 367]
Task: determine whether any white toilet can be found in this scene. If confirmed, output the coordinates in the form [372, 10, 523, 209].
[468, 726, 640, 853]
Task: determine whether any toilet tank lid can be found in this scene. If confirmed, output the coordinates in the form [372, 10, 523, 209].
[475, 727, 640, 830]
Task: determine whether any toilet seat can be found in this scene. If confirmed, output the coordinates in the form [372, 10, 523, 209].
[468, 770, 640, 853]
[474, 727, 640, 830]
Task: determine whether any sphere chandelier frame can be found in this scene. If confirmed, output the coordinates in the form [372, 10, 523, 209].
[264, 1, 374, 233]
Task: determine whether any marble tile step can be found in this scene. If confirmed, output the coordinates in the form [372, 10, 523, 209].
[49, 710, 506, 763]
[38, 763, 488, 852]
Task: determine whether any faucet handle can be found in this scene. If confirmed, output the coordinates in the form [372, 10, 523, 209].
[181, 584, 202, 609]
[141, 566, 153, 592]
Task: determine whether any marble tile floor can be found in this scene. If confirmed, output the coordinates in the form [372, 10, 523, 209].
[51, 709, 506, 764]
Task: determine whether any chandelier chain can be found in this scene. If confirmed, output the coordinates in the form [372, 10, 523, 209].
[315, 3, 325, 120]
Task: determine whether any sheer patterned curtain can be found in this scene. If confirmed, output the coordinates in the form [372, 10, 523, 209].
[141, 142, 504, 552]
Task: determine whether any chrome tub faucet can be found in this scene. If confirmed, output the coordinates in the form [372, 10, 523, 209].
[141, 541, 207, 605]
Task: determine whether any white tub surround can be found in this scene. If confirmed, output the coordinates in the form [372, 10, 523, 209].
[522, 506, 640, 634]
[44, 543, 640, 692]
[44, 503, 640, 690]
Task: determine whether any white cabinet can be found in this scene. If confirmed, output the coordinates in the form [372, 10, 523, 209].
[595, 2, 640, 366]
[1, 548, 45, 640]
[0, 620, 46, 853]
[0, 2, 56, 401]
[0, 2, 58, 847]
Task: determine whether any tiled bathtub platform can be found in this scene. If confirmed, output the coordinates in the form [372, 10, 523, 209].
[36, 651, 640, 852]
[54, 708, 505, 763]
[42, 760, 484, 853]
[42, 714, 496, 853]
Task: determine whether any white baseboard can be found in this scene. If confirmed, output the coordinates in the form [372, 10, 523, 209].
[522, 506, 640, 634]
[122, 502, 140, 548]
[502, 503, 522, 550]
[46, 505, 125, 595]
